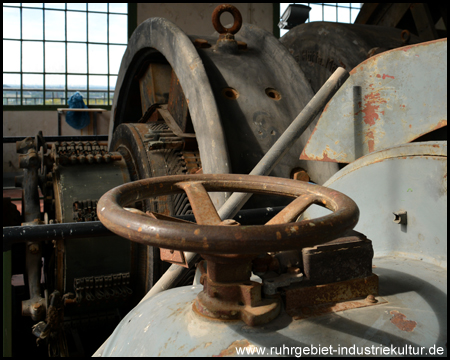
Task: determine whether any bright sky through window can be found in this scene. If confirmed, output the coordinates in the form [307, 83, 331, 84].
[279, 3, 362, 36]
[3, 3, 128, 107]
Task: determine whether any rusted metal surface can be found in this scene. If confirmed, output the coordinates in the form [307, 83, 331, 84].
[211, 4, 242, 35]
[301, 230, 374, 284]
[192, 253, 281, 326]
[390, 310, 417, 332]
[285, 274, 381, 317]
[97, 174, 359, 255]
[300, 39, 447, 163]
[138, 63, 172, 116]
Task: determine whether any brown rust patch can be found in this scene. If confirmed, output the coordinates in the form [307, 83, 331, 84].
[390, 310, 417, 332]
[366, 129, 375, 153]
[216, 340, 252, 357]
[358, 92, 387, 126]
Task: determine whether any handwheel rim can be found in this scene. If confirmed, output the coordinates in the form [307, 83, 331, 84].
[97, 174, 359, 254]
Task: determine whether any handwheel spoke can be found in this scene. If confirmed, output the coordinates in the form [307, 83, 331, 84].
[124, 208, 194, 223]
[265, 194, 318, 225]
[177, 182, 222, 225]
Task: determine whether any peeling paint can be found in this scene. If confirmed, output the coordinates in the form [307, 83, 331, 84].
[390, 310, 417, 332]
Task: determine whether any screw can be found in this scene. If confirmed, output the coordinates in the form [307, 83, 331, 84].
[366, 294, 377, 303]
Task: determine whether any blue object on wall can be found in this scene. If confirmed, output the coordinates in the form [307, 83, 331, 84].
[66, 92, 90, 130]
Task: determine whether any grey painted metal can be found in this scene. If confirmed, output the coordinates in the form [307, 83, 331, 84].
[108, 17, 231, 208]
[280, 22, 421, 94]
[217, 67, 349, 220]
[198, 23, 339, 187]
[95, 256, 446, 357]
[303, 141, 447, 269]
[300, 39, 447, 163]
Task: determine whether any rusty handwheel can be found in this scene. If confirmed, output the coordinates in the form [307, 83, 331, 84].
[97, 174, 359, 254]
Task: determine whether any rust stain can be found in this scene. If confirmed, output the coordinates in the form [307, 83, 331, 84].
[358, 92, 386, 126]
[215, 340, 252, 357]
[390, 310, 417, 332]
[366, 129, 375, 153]
[433, 119, 447, 130]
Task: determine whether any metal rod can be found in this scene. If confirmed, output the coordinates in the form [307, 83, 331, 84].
[218, 67, 350, 220]
[143, 67, 350, 300]
[3, 206, 284, 252]
[3, 135, 108, 143]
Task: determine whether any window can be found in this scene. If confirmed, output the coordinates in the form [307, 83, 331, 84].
[279, 3, 362, 37]
[3, 3, 131, 109]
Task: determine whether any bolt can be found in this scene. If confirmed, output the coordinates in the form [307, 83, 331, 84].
[293, 170, 310, 182]
[32, 302, 42, 311]
[29, 243, 40, 254]
[393, 211, 407, 225]
[365, 294, 377, 303]
[220, 219, 240, 226]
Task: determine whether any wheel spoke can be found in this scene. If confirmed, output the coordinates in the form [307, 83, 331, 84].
[124, 207, 194, 223]
[177, 182, 222, 225]
[265, 194, 318, 225]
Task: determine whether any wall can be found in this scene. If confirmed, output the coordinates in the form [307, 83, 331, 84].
[3, 3, 273, 177]
[137, 3, 273, 34]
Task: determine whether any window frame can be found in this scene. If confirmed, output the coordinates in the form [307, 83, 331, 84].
[3, 3, 137, 111]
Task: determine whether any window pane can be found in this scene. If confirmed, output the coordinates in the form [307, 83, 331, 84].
[89, 75, 107, 90]
[3, 40, 21, 72]
[323, 6, 337, 22]
[109, 3, 127, 14]
[88, 44, 107, 74]
[109, 45, 126, 74]
[45, 74, 65, 105]
[109, 14, 127, 44]
[67, 43, 87, 73]
[109, 92, 114, 105]
[68, 75, 86, 90]
[3, 74, 21, 105]
[309, 4, 323, 22]
[23, 3, 43, 8]
[3, 7, 20, 39]
[89, 75, 108, 104]
[22, 9, 43, 40]
[67, 11, 87, 42]
[23, 74, 43, 89]
[88, 13, 107, 43]
[45, 42, 66, 73]
[44, 3, 65, 10]
[351, 8, 359, 23]
[3, 73, 20, 88]
[109, 75, 117, 91]
[45, 74, 65, 89]
[88, 3, 107, 12]
[45, 10, 65, 41]
[67, 3, 86, 11]
[337, 7, 351, 23]
[23, 42, 44, 72]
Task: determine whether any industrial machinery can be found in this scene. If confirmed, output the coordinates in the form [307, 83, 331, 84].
[93, 35, 447, 355]
[4, 4, 447, 357]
